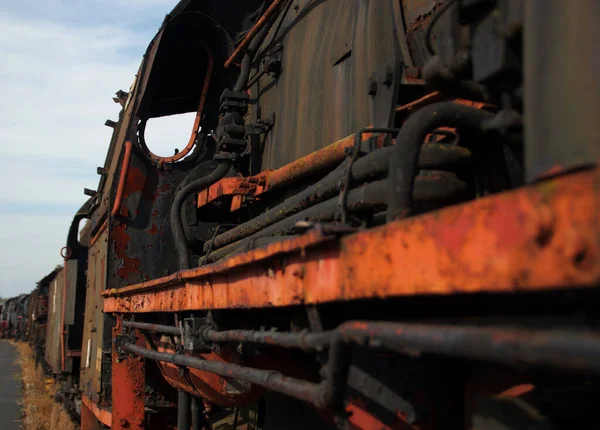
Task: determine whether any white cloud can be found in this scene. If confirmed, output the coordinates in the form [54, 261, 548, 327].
[0, 1, 193, 297]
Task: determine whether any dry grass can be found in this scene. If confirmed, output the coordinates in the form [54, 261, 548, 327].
[14, 342, 77, 430]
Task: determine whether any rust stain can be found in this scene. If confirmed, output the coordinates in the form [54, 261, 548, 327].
[155, 343, 262, 406]
[112, 224, 141, 280]
[82, 394, 112, 427]
[111, 326, 145, 429]
[123, 167, 146, 198]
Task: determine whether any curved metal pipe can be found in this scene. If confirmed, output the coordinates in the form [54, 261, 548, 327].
[387, 102, 494, 221]
[232, 6, 279, 92]
[171, 161, 232, 269]
[208, 143, 471, 251]
[205, 173, 468, 263]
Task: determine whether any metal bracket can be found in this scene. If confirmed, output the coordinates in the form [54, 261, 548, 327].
[335, 128, 399, 224]
[369, 59, 402, 128]
[183, 317, 212, 353]
[115, 330, 136, 362]
[245, 111, 276, 137]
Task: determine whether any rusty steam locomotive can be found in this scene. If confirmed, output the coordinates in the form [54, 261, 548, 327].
[3, 0, 600, 429]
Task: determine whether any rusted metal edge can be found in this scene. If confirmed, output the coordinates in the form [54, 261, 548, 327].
[394, 92, 492, 124]
[81, 394, 112, 427]
[197, 132, 369, 210]
[101, 228, 332, 297]
[104, 168, 600, 313]
[197, 175, 268, 209]
[89, 218, 107, 248]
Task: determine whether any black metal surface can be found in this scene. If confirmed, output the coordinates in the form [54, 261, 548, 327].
[65, 198, 91, 258]
[387, 102, 493, 221]
[524, 0, 600, 181]
[422, 55, 491, 102]
[255, 0, 406, 170]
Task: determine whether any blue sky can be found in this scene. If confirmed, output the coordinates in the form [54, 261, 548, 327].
[0, 0, 195, 298]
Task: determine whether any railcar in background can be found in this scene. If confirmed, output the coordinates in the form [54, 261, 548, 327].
[44, 200, 91, 417]
[28, 267, 59, 367]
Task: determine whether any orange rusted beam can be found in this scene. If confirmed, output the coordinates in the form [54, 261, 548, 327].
[266, 133, 366, 191]
[105, 168, 600, 313]
[82, 394, 112, 428]
[197, 175, 268, 210]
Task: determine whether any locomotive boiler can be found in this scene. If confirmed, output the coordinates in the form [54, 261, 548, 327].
[5, 0, 600, 429]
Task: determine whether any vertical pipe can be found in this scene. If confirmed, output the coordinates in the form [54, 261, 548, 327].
[191, 396, 202, 430]
[60, 262, 67, 372]
[224, 0, 286, 68]
[178, 390, 191, 430]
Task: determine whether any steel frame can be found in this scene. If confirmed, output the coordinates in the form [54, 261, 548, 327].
[103, 167, 599, 313]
